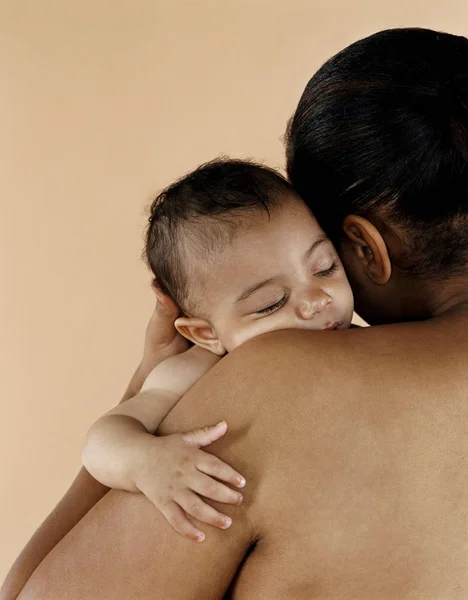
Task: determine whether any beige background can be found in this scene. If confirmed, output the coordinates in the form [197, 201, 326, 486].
[1, 0, 467, 580]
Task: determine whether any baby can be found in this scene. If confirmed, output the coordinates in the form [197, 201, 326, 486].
[83, 159, 354, 541]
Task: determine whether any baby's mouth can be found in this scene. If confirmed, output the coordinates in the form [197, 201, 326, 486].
[322, 320, 341, 330]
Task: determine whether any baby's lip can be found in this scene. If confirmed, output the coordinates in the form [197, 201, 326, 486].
[322, 321, 340, 330]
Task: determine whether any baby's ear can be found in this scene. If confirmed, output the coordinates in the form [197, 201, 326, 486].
[175, 317, 226, 356]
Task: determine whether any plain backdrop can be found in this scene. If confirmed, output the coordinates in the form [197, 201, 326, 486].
[1, 0, 467, 580]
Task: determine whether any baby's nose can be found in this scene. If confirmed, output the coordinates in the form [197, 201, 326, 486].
[297, 293, 332, 320]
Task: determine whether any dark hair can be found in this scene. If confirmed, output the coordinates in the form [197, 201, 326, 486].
[144, 158, 294, 313]
[286, 28, 468, 279]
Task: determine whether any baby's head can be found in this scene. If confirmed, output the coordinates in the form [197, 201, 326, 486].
[145, 159, 354, 354]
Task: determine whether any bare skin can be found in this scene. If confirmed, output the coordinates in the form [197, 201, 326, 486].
[14, 300, 468, 599]
[0, 289, 188, 600]
[5, 206, 468, 599]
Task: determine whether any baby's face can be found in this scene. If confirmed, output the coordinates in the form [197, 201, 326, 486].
[182, 196, 354, 353]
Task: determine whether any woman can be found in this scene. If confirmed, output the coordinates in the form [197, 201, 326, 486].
[3, 27, 468, 599]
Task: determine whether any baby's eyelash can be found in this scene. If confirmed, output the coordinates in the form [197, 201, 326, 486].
[257, 297, 287, 315]
[316, 262, 338, 277]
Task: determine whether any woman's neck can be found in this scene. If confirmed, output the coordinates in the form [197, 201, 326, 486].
[427, 275, 468, 318]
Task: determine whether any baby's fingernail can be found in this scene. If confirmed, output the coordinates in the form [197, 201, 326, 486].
[196, 532, 205, 542]
[237, 494, 243, 505]
[237, 477, 246, 488]
[222, 517, 232, 529]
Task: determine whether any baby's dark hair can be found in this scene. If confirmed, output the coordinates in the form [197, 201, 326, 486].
[144, 158, 294, 314]
[286, 28, 468, 280]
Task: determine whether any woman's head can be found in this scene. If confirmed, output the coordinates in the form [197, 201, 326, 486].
[286, 28, 468, 324]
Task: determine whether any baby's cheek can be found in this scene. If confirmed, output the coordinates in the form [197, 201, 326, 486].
[225, 322, 269, 352]
[221, 326, 250, 353]
[335, 277, 353, 303]
[338, 283, 355, 322]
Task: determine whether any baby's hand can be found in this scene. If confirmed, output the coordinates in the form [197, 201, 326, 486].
[134, 421, 246, 542]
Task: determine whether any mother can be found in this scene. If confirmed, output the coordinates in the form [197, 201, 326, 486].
[5, 27, 468, 599]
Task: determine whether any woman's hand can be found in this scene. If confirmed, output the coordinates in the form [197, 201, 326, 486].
[142, 283, 190, 368]
[124, 284, 191, 399]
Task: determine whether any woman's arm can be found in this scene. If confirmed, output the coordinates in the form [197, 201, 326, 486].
[0, 291, 188, 600]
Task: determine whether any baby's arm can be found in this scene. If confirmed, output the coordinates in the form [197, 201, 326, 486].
[83, 347, 218, 489]
[83, 346, 246, 541]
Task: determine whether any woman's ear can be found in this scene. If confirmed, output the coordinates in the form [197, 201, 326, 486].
[174, 317, 226, 356]
[342, 215, 392, 285]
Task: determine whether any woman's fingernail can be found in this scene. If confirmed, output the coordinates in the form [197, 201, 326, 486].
[196, 532, 205, 542]
[222, 517, 232, 529]
[238, 477, 246, 488]
[237, 495, 243, 505]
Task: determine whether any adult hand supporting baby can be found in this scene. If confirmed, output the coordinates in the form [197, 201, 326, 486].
[142, 283, 190, 367]
[123, 283, 191, 401]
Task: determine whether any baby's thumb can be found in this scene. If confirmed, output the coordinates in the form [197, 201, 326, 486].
[182, 421, 228, 448]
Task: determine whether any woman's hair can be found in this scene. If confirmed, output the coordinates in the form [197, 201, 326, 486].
[286, 28, 468, 279]
[144, 158, 292, 313]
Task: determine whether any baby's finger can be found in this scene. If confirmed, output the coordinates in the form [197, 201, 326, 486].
[176, 490, 233, 531]
[182, 420, 228, 448]
[189, 472, 243, 505]
[159, 500, 206, 542]
[197, 453, 246, 489]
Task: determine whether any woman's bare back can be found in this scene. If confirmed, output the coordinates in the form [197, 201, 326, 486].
[17, 308, 468, 599]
